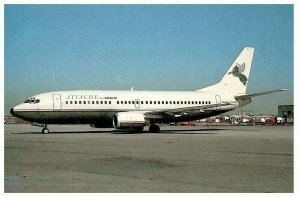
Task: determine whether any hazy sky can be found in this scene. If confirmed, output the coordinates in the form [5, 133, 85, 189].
[4, 4, 293, 115]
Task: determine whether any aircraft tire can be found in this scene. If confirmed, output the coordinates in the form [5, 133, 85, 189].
[149, 124, 160, 133]
[42, 128, 49, 134]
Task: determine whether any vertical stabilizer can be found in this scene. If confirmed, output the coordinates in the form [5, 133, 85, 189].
[197, 47, 254, 95]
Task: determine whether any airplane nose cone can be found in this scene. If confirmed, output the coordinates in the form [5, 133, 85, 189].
[10, 108, 15, 116]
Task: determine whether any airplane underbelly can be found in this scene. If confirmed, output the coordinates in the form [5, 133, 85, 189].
[15, 110, 115, 124]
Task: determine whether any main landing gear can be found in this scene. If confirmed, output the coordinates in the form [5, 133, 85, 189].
[149, 124, 160, 133]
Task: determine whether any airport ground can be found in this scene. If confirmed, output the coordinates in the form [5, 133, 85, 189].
[4, 124, 293, 192]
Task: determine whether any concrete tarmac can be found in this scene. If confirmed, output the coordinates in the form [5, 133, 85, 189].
[4, 124, 293, 192]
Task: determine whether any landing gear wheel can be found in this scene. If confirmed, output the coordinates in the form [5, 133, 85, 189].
[149, 124, 160, 133]
[42, 128, 49, 134]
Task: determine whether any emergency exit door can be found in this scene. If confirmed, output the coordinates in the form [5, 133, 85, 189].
[135, 99, 140, 108]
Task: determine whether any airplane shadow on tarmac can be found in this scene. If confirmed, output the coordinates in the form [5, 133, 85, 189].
[12, 128, 226, 135]
[12, 130, 111, 135]
[149, 128, 229, 135]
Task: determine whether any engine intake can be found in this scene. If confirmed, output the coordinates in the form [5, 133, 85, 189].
[113, 112, 146, 129]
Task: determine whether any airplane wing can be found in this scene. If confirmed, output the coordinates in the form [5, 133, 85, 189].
[144, 102, 232, 119]
[234, 89, 286, 99]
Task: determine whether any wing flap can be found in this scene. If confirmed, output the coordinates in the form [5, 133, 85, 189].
[145, 102, 231, 118]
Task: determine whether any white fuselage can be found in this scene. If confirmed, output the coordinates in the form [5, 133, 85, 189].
[11, 90, 240, 126]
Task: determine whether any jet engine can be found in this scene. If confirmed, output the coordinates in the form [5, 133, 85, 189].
[113, 112, 146, 129]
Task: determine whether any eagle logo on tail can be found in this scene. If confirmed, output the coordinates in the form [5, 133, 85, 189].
[228, 63, 248, 86]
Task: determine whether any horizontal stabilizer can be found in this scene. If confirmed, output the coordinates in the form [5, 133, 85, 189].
[234, 89, 286, 99]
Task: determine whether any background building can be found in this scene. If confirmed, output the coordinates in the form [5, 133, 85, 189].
[278, 105, 294, 123]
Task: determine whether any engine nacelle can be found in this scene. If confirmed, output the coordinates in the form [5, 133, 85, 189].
[113, 112, 146, 129]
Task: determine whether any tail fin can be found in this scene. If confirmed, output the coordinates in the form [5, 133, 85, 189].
[197, 47, 254, 95]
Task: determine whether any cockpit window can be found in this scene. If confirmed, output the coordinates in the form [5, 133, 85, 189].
[24, 99, 30, 103]
[34, 99, 40, 104]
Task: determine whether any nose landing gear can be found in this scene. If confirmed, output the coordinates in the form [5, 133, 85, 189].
[42, 126, 49, 134]
[31, 122, 50, 134]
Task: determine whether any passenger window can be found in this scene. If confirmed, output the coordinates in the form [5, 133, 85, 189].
[150, 101, 152, 104]
[117, 101, 119, 104]
[132, 101, 135, 104]
[195, 101, 197, 104]
[202, 101, 205, 104]
[125, 101, 127, 104]
[188, 101, 190, 104]
[173, 101, 175, 104]
[176, 101, 179, 104]
[180, 101, 183, 104]
[66, 101, 68, 104]
[128, 101, 131, 104]
[205, 101, 208, 104]
[105, 101, 107, 104]
[121, 101, 123, 104]
[154, 101, 156, 104]
[75, 101, 77, 104]
[92, 101, 94, 104]
[166, 101, 168, 104]
[158, 101, 160, 104]
[141, 101, 144, 104]
[83, 101, 86, 104]
[162, 101, 164, 104]
[146, 101, 148, 104]
[70, 101, 73, 104]
[79, 101, 82, 104]
[101, 101, 103, 104]
[184, 101, 187, 104]
[96, 101, 99, 104]
[192, 101, 194, 105]
[88, 101, 90, 104]
[109, 101, 111, 104]
[209, 101, 211, 104]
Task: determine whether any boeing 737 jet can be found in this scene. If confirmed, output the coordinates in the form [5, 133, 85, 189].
[10, 47, 285, 134]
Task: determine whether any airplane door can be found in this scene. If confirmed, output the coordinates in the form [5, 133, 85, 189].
[215, 95, 221, 110]
[52, 94, 62, 110]
[135, 99, 140, 108]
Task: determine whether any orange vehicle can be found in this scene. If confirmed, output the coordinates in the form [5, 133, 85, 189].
[179, 121, 189, 126]
[179, 121, 196, 126]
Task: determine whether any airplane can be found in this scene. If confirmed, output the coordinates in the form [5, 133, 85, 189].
[10, 47, 286, 134]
